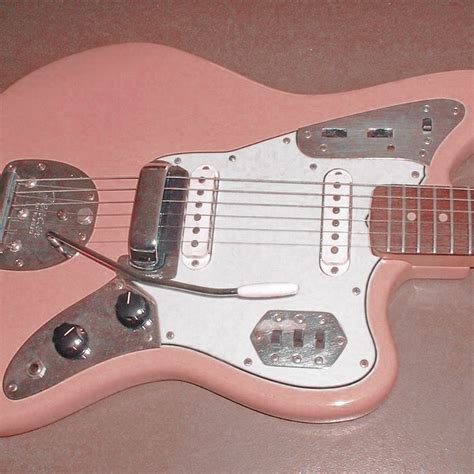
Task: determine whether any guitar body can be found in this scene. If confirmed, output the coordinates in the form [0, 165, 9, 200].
[0, 43, 472, 436]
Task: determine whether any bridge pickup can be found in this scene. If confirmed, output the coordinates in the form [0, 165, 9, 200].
[182, 165, 219, 270]
[129, 161, 188, 276]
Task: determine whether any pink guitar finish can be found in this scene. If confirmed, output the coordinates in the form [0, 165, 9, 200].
[0, 44, 472, 436]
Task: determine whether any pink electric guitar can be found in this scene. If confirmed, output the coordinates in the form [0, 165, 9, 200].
[0, 44, 472, 436]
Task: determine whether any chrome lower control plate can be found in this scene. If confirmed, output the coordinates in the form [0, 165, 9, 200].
[3, 279, 159, 400]
[250, 310, 347, 369]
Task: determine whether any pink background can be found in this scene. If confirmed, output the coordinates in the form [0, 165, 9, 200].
[0, 1, 472, 472]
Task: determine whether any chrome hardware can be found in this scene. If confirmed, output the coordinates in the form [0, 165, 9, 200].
[250, 311, 347, 369]
[322, 128, 348, 138]
[128, 160, 189, 277]
[48, 232, 298, 299]
[3, 280, 159, 400]
[319, 169, 352, 276]
[422, 117, 433, 132]
[0, 160, 98, 271]
[367, 127, 393, 138]
[296, 99, 465, 165]
[182, 165, 219, 270]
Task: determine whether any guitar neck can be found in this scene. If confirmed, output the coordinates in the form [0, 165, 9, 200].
[369, 185, 473, 266]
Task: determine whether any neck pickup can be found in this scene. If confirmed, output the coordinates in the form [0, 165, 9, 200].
[369, 185, 473, 266]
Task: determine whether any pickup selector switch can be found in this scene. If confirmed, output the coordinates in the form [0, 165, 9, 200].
[52, 323, 89, 359]
[115, 291, 150, 329]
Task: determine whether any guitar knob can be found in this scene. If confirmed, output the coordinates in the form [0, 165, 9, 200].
[115, 291, 150, 329]
[52, 323, 89, 359]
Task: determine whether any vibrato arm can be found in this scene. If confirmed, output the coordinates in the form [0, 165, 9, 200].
[47, 231, 298, 299]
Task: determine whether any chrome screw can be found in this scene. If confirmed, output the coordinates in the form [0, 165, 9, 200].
[166, 331, 175, 340]
[292, 354, 302, 364]
[17, 208, 29, 219]
[174, 157, 182, 164]
[244, 358, 252, 367]
[57, 209, 68, 221]
[360, 359, 369, 368]
[352, 287, 361, 296]
[7, 383, 18, 393]
[26, 177, 37, 188]
[315, 356, 324, 365]
[9, 240, 22, 252]
[295, 314, 304, 324]
[15, 258, 24, 268]
[37, 163, 46, 171]
[283, 137, 291, 144]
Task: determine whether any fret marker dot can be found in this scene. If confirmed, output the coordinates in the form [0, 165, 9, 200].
[407, 212, 417, 222]
[438, 212, 448, 223]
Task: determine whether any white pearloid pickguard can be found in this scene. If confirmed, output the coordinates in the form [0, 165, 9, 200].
[138, 132, 424, 388]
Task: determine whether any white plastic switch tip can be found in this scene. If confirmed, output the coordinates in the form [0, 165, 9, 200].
[237, 283, 299, 299]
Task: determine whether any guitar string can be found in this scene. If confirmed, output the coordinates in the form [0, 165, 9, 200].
[13, 182, 473, 204]
[84, 240, 472, 253]
[13, 174, 473, 191]
[4, 224, 469, 240]
[6, 209, 473, 227]
[14, 184, 473, 204]
[9, 198, 473, 216]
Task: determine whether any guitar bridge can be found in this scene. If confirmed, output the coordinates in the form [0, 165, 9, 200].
[128, 161, 189, 278]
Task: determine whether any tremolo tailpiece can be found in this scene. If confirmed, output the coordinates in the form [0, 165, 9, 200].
[47, 159, 298, 299]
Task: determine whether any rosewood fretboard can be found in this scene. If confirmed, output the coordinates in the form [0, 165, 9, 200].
[369, 185, 473, 257]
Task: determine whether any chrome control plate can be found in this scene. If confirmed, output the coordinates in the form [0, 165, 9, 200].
[296, 99, 464, 165]
[3, 279, 159, 400]
[0, 160, 98, 271]
[250, 310, 347, 369]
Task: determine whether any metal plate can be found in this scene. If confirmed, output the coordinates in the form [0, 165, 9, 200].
[3, 279, 160, 400]
[296, 99, 465, 165]
[251, 310, 347, 368]
[0, 160, 98, 271]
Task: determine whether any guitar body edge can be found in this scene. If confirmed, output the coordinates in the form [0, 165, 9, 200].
[0, 43, 472, 435]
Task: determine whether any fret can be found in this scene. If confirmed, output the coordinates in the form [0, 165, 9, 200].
[401, 185, 406, 253]
[387, 185, 392, 252]
[369, 184, 473, 258]
[416, 186, 421, 254]
[449, 187, 454, 254]
[469, 187, 472, 255]
[432, 187, 437, 254]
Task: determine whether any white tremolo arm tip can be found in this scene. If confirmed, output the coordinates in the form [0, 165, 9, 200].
[237, 283, 299, 299]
